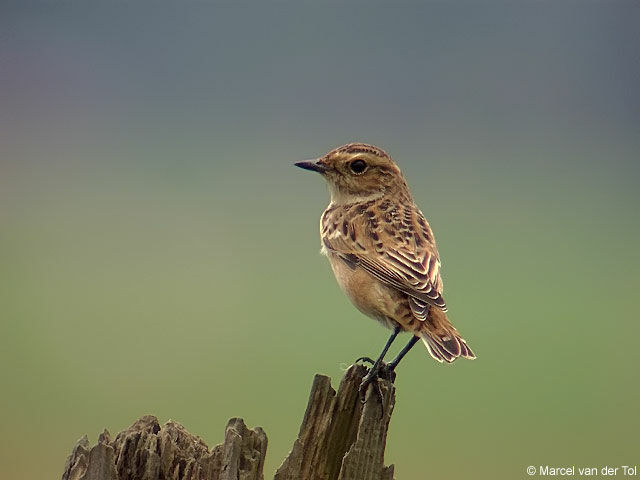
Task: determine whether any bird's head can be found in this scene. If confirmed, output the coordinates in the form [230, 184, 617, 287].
[295, 143, 409, 204]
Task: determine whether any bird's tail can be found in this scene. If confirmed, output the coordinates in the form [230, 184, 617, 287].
[418, 307, 476, 363]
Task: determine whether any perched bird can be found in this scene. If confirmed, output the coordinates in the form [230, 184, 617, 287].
[295, 143, 475, 394]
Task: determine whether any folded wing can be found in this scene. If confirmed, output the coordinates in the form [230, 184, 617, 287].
[322, 202, 447, 311]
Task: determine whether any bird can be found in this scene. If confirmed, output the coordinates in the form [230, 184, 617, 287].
[295, 143, 475, 397]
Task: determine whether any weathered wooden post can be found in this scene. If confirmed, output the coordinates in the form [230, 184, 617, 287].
[62, 364, 396, 480]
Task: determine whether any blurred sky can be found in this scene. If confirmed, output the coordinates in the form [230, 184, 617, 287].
[1, 2, 639, 479]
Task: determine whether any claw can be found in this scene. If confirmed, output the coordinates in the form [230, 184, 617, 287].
[358, 380, 368, 403]
[359, 363, 377, 402]
[359, 375, 385, 420]
[358, 364, 385, 407]
[358, 374, 374, 403]
[354, 356, 376, 365]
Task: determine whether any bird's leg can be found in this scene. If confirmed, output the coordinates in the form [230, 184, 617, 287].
[381, 305, 429, 375]
[359, 325, 401, 402]
[362, 326, 401, 375]
[382, 335, 420, 373]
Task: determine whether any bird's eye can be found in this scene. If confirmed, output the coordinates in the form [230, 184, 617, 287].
[349, 159, 367, 174]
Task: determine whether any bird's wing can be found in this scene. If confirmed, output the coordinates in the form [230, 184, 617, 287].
[322, 202, 447, 311]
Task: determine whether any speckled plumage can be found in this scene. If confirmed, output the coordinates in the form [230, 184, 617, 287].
[299, 143, 475, 363]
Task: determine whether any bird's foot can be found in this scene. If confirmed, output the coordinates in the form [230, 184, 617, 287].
[378, 361, 397, 379]
[358, 366, 384, 404]
[358, 361, 397, 404]
[354, 356, 376, 365]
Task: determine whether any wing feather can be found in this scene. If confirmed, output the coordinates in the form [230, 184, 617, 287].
[324, 202, 447, 311]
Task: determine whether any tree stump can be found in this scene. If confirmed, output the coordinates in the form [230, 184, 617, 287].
[61, 364, 396, 480]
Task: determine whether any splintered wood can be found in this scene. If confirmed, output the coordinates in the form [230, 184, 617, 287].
[61, 364, 395, 480]
[275, 364, 395, 480]
[61, 416, 267, 480]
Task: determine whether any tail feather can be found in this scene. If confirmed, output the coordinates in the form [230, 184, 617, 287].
[418, 306, 476, 363]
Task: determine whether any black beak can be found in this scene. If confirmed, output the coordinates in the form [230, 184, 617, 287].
[294, 159, 326, 173]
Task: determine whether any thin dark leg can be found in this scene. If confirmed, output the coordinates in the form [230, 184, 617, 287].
[384, 304, 429, 373]
[369, 325, 401, 370]
[385, 335, 420, 371]
[358, 326, 401, 401]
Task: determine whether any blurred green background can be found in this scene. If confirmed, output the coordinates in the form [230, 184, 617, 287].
[1, 2, 639, 479]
